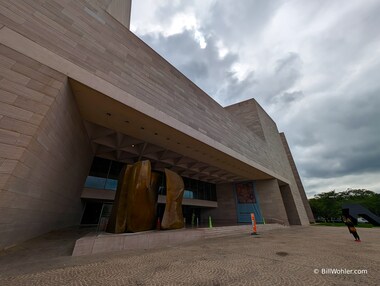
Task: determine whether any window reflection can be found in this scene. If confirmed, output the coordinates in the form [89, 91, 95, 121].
[84, 157, 217, 201]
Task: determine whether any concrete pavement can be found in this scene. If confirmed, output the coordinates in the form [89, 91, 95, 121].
[0, 226, 379, 285]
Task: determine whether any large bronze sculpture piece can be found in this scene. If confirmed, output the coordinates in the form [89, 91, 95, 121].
[161, 169, 185, 230]
[106, 165, 131, 233]
[107, 160, 158, 233]
[107, 160, 185, 233]
[125, 161, 159, 232]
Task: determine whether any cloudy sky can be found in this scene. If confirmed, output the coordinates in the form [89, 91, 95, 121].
[130, 0, 380, 197]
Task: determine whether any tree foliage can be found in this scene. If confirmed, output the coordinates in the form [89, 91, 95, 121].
[309, 189, 380, 221]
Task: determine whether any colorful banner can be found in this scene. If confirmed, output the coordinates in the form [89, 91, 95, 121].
[236, 182, 256, 204]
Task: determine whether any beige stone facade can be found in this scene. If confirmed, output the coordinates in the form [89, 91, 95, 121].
[0, 0, 313, 249]
[0, 45, 93, 248]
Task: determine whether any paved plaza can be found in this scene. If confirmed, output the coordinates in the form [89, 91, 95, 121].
[0, 226, 379, 285]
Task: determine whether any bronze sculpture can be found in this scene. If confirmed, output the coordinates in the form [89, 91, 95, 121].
[106, 165, 131, 234]
[161, 169, 185, 230]
[125, 161, 158, 232]
[107, 160, 184, 233]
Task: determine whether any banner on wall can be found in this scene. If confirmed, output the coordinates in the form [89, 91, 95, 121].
[236, 182, 256, 204]
[235, 181, 263, 223]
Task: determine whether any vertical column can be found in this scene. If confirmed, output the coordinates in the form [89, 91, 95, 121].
[255, 179, 289, 225]
[202, 183, 237, 226]
[280, 185, 302, 225]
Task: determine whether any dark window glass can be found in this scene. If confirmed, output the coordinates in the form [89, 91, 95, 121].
[198, 181, 205, 200]
[191, 179, 198, 194]
[178, 177, 216, 201]
[157, 171, 166, 195]
[191, 179, 198, 199]
[205, 183, 210, 200]
[184, 177, 190, 189]
[211, 184, 217, 201]
[86, 158, 217, 200]
[88, 157, 111, 178]
[108, 161, 125, 179]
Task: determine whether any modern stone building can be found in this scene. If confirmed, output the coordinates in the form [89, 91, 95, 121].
[0, 0, 314, 250]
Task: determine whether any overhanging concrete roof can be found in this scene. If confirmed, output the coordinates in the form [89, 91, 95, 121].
[70, 79, 283, 182]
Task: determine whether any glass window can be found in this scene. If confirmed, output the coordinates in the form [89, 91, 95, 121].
[178, 177, 216, 201]
[210, 184, 217, 201]
[191, 179, 198, 193]
[84, 176, 107, 189]
[108, 161, 124, 180]
[183, 177, 190, 189]
[184, 190, 194, 199]
[198, 181, 205, 200]
[157, 172, 166, 195]
[204, 183, 210, 200]
[88, 157, 111, 178]
[85, 158, 218, 200]
[104, 178, 118, 191]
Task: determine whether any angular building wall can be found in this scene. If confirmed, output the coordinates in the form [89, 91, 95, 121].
[106, 0, 132, 29]
[224, 99, 266, 141]
[255, 179, 289, 225]
[280, 185, 301, 225]
[225, 99, 309, 225]
[280, 133, 315, 223]
[94, 0, 132, 29]
[0, 45, 93, 249]
[255, 102, 309, 225]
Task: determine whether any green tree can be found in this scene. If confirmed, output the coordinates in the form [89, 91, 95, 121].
[309, 190, 341, 221]
[309, 189, 380, 220]
[338, 189, 380, 216]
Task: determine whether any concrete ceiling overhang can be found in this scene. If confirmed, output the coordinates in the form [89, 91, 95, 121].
[70, 79, 284, 184]
[83, 121, 240, 184]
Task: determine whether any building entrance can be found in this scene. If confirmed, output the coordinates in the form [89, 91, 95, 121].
[183, 206, 201, 227]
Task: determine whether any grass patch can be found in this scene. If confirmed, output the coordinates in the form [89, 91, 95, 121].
[312, 222, 377, 228]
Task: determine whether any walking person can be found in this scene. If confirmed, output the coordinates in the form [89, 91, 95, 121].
[342, 216, 361, 242]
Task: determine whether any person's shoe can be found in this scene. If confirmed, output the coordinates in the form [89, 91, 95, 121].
[355, 240, 361, 242]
